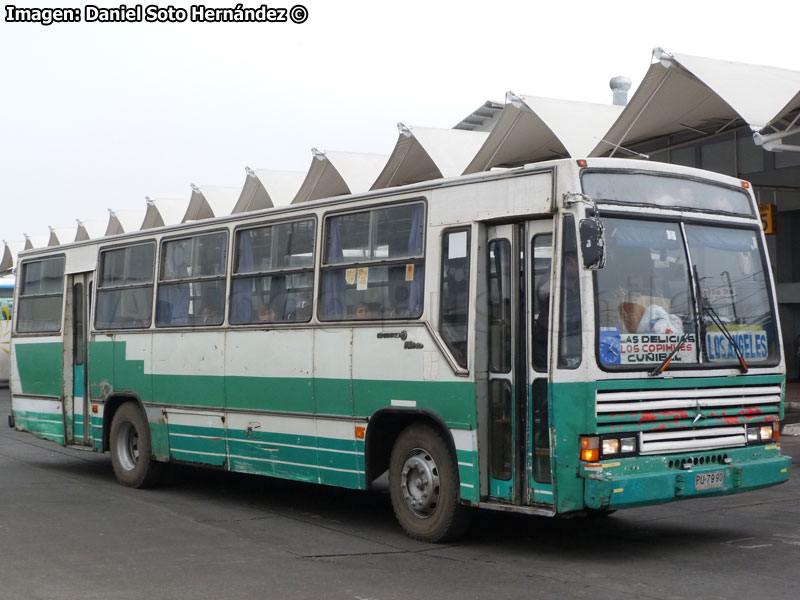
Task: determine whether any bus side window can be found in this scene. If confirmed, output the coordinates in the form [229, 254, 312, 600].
[17, 256, 66, 333]
[230, 219, 315, 324]
[157, 232, 227, 327]
[319, 202, 425, 321]
[440, 228, 471, 368]
[557, 216, 581, 369]
[96, 243, 156, 330]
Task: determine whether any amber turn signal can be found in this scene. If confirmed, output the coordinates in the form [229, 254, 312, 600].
[580, 435, 599, 461]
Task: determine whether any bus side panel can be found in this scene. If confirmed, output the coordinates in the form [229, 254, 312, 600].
[13, 339, 63, 397]
[312, 329, 362, 488]
[550, 381, 596, 513]
[87, 339, 114, 451]
[115, 335, 153, 403]
[11, 339, 66, 445]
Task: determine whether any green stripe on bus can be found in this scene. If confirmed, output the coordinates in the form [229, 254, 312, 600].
[12, 409, 64, 442]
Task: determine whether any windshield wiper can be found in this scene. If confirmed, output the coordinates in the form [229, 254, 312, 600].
[700, 301, 749, 373]
[694, 265, 748, 373]
[649, 330, 691, 376]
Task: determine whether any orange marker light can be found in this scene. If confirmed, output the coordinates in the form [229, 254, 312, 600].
[355, 426, 366, 440]
[581, 448, 600, 462]
[741, 181, 750, 189]
[579, 435, 599, 461]
[576, 159, 588, 168]
[92, 405, 98, 414]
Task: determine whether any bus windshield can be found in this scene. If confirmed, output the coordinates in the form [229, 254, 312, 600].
[596, 217, 777, 369]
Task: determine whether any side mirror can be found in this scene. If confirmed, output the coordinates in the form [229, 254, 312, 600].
[579, 217, 605, 270]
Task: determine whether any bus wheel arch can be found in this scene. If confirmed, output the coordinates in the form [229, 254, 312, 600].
[365, 409, 457, 486]
[105, 396, 163, 488]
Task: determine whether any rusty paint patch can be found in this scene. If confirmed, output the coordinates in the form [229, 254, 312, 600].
[658, 410, 689, 420]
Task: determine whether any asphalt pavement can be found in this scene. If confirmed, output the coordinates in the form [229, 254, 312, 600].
[2, 384, 800, 600]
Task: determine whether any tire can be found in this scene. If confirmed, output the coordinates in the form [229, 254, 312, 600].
[388, 424, 470, 542]
[109, 402, 163, 488]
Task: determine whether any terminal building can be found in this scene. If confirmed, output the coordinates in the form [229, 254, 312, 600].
[3, 48, 800, 374]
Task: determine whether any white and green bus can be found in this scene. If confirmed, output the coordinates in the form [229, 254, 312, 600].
[9, 158, 790, 541]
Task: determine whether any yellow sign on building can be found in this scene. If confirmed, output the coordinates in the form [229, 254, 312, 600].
[759, 204, 775, 234]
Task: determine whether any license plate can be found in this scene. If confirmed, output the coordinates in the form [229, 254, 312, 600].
[694, 470, 725, 491]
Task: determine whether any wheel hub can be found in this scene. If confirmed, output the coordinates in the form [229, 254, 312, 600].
[400, 448, 440, 518]
[116, 421, 140, 472]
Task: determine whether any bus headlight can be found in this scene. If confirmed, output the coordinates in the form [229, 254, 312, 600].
[602, 438, 620, 455]
[620, 437, 637, 454]
[747, 424, 779, 444]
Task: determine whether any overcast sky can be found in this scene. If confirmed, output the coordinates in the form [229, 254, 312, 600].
[1, 0, 798, 246]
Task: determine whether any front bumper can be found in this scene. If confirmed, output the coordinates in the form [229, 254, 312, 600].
[583, 453, 791, 510]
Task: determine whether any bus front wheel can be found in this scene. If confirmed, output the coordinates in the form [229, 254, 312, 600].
[109, 402, 162, 488]
[388, 424, 469, 542]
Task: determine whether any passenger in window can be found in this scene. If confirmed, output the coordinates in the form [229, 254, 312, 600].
[260, 305, 278, 322]
[354, 302, 377, 319]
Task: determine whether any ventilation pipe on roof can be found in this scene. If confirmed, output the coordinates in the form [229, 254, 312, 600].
[610, 76, 631, 106]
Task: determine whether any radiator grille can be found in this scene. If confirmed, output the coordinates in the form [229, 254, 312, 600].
[595, 384, 781, 454]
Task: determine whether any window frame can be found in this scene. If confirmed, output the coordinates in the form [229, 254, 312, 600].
[229, 215, 317, 326]
[440, 226, 472, 369]
[15, 254, 66, 335]
[155, 229, 229, 328]
[318, 199, 427, 322]
[94, 241, 157, 331]
[556, 215, 582, 370]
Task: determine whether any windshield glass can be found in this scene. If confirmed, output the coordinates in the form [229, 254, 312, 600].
[596, 217, 776, 369]
[686, 225, 777, 364]
[597, 218, 696, 368]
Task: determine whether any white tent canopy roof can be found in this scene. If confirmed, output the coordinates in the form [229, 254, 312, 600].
[75, 219, 107, 242]
[593, 48, 800, 157]
[48, 226, 78, 247]
[184, 185, 240, 221]
[371, 124, 489, 190]
[233, 168, 306, 213]
[1, 240, 24, 274]
[141, 197, 187, 230]
[106, 209, 145, 236]
[293, 149, 389, 204]
[24, 234, 49, 250]
[464, 93, 624, 173]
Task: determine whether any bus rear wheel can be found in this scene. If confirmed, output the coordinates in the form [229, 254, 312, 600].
[388, 424, 469, 542]
[109, 402, 162, 488]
